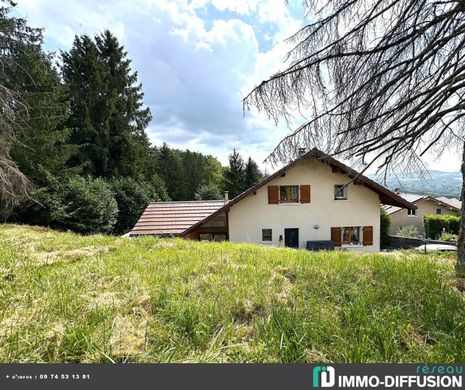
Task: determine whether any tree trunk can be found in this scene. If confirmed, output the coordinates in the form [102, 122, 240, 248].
[457, 141, 465, 274]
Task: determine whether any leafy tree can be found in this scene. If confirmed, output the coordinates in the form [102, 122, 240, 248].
[151, 143, 226, 201]
[244, 157, 263, 188]
[154, 143, 186, 200]
[182, 150, 206, 200]
[111, 176, 169, 234]
[181, 150, 225, 199]
[195, 183, 223, 200]
[62, 30, 152, 178]
[223, 149, 245, 198]
[203, 155, 224, 188]
[244, 0, 465, 270]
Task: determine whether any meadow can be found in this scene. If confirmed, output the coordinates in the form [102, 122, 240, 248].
[0, 224, 464, 363]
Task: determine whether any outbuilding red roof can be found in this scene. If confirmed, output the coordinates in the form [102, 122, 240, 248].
[130, 200, 226, 236]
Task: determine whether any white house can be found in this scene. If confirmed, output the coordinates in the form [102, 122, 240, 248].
[130, 148, 415, 252]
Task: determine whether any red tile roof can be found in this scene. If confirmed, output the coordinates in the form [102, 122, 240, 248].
[130, 200, 226, 236]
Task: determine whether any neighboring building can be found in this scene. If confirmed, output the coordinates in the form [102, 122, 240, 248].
[131, 148, 415, 252]
[384, 192, 461, 235]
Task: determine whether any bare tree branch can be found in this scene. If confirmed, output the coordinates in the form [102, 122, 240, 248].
[245, 0, 465, 268]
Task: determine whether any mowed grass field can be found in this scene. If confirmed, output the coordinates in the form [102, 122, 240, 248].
[0, 224, 464, 363]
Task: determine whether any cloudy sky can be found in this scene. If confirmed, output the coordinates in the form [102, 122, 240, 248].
[14, 0, 460, 172]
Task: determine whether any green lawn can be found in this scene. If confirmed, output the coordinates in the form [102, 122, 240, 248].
[0, 224, 464, 363]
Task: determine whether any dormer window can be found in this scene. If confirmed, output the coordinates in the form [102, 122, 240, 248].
[334, 185, 348, 200]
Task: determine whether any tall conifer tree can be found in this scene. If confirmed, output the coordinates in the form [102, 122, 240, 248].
[62, 30, 152, 178]
[244, 157, 262, 189]
[224, 149, 245, 198]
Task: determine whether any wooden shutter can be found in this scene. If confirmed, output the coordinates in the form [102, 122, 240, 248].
[363, 226, 373, 246]
[300, 185, 311, 203]
[331, 227, 342, 246]
[268, 186, 279, 204]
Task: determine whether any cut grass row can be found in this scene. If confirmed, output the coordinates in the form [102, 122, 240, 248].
[0, 224, 464, 363]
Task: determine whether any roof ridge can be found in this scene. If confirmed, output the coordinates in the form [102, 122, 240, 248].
[148, 200, 226, 204]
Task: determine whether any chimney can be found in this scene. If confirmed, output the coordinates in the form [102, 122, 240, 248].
[298, 147, 307, 156]
[224, 191, 229, 202]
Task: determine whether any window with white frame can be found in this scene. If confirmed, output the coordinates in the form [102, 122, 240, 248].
[408, 208, 416, 216]
[334, 185, 348, 200]
[436, 208, 442, 215]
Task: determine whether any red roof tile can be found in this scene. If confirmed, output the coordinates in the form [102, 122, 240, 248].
[130, 200, 225, 236]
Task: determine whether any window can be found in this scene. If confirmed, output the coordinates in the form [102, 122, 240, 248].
[436, 208, 442, 215]
[279, 186, 299, 203]
[342, 227, 361, 245]
[262, 229, 272, 242]
[199, 233, 226, 242]
[334, 185, 348, 200]
[332, 226, 372, 246]
[408, 209, 416, 216]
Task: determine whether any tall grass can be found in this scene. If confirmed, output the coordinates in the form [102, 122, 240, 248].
[0, 224, 464, 363]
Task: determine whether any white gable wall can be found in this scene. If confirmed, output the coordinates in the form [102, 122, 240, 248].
[228, 158, 381, 252]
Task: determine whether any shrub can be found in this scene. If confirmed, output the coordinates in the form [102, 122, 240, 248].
[59, 176, 118, 234]
[440, 232, 458, 242]
[424, 214, 460, 240]
[380, 208, 391, 248]
[396, 225, 419, 238]
[32, 175, 118, 234]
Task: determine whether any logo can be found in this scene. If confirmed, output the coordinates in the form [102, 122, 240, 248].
[313, 366, 336, 388]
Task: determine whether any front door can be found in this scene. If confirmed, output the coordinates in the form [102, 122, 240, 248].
[284, 228, 299, 248]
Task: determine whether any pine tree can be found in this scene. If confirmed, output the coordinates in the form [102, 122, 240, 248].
[62, 30, 152, 178]
[62, 35, 105, 176]
[9, 45, 75, 186]
[0, 4, 41, 214]
[95, 30, 152, 178]
[224, 149, 245, 198]
[244, 157, 262, 189]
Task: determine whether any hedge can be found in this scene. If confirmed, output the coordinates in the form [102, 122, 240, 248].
[380, 208, 391, 247]
[423, 214, 460, 240]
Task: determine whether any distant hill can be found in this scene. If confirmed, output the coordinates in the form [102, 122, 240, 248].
[369, 170, 462, 198]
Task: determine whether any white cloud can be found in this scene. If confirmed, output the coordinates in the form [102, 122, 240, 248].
[12, 0, 309, 169]
[210, 0, 259, 16]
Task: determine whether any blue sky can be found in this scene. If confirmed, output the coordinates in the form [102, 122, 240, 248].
[14, 0, 460, 172]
